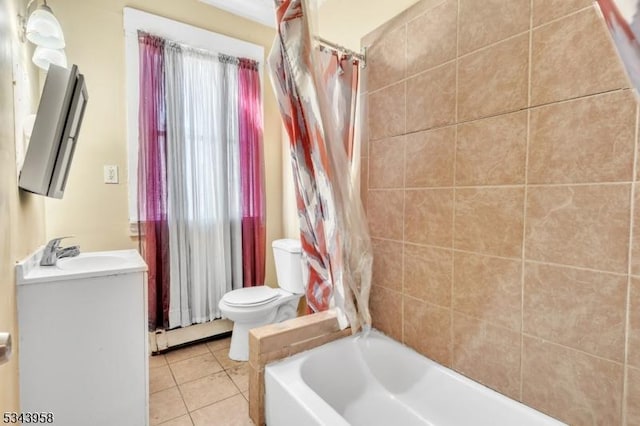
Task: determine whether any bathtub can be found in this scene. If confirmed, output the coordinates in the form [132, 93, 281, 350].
[265, 330, 565, 426]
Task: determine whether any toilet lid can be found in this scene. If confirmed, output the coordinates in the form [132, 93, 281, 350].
[223, 286, 280, 307]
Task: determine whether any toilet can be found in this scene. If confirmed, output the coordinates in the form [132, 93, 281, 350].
[219, 238, 305, 361]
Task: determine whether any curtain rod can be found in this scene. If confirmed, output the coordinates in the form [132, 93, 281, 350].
[315, 37, 366, 66]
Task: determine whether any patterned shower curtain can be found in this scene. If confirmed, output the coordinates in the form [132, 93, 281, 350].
[268, 0, 372, 330]
[316, 49, 360, 162]
[595, 0, 640, 91]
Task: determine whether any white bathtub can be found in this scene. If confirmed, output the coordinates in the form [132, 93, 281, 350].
[265, 330, 565, 426]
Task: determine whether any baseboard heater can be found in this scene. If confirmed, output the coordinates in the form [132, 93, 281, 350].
[149, 319, 233, 354]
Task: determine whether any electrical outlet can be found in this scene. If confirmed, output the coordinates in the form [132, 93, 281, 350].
[104, 165, 119, 184]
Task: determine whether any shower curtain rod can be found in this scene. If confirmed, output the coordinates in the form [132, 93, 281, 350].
[315, 36, 367, 66]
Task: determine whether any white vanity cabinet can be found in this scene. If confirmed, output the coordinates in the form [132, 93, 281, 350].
[16, 250, 148, 426]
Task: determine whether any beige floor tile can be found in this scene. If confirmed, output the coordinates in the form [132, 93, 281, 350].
[206, 336, 231, 353]
[191, 395, 253, 426]
[227, 364, 249, 392]
[165, 343, 210, 364]
[169, 353, 223, 384]
[179, 371, 239, 412]
[150, 365, 177, 394]
[159, 414, 193, 426]
[213, 348, 245, 370]
[149, 387, 188, 425]
[149, 354, 168, 368]
[242, 391, 249, 401]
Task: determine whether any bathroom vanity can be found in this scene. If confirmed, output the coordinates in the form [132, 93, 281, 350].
[16, 249, 148, 426]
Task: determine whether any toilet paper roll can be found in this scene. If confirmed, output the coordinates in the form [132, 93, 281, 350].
[0, 332, 12, 365]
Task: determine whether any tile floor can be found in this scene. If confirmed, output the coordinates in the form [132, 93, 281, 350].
[149, 336, 254, 425]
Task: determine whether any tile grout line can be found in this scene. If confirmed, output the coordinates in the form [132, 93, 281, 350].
[365, 54, 371, 222]
[370, 180, 635, 191]
[174, 362, 198, 420]
[448, 308, 520, 334]
[368, 4, 602, 98]
[401, 20, 408, 345]
[521, 331, 627, 367]
[161, 346, 233, 384]
[157, 413, 193, 426]
[164, 355, 188, 414]
[523, 258, 629, 277]
[519, 0, 534, 403]
[363, 0, 446, 52]
[532, 3, 596, 30]
[622, 101, 639, 425]
[444, 306, 630, 367]
[187, 392, 246, 421]
[368, 86, 632, 143]
[450, 0, 461, 368]
[371, 237, 635, 276]
[403, 0, 448, 28]
[223, 367, 246, 400]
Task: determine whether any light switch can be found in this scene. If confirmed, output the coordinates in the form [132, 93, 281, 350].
[104, 165, 119, 184]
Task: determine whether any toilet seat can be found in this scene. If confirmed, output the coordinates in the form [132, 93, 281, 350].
[222, 286, 280, 308]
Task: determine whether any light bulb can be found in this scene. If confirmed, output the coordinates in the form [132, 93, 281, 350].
[32, 46, 68, 71]
[26, 5, 65, 49]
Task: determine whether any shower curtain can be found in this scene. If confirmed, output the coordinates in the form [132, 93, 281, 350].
[268, 0, 372, 331]
[595, 0, 640, 91]
[316, 48, 360, 163]
[316, 47, 362, 191]
[138, 32, 266, 330]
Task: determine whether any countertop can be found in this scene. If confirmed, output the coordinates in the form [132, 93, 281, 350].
[16, 248, 148, 285]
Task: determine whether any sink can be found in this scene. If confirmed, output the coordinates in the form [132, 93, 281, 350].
[17, 249, 147, 285]
[56, 254, 129, 271]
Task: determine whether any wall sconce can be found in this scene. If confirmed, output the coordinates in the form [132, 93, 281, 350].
[19, 0, 67, 71]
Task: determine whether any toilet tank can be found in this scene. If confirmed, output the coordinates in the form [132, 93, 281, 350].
[272, 239, 305, 294]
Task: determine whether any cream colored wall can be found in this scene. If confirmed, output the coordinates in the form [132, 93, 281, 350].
[40, 0, 422, 284]
[281, 128, 300, 240]
[0, 0, 46, 412]
[44, 0, 282, 284]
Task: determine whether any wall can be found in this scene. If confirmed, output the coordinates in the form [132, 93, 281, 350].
[44, 0, 282, 284]
[0, 0, 46, 412]
[364, 0, 640, 424]
[281, 129, 299, 239]
[318, 0, 422, 50]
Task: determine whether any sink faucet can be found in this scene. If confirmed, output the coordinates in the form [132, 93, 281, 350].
[40, 237, 80, 266]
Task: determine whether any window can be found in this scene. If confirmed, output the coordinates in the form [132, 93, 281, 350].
[123, 8, 264, 226]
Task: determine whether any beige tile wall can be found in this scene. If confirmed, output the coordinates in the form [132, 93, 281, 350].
[362, 0, 639, 424]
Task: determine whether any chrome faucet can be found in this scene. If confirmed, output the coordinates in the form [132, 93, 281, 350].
[40, 237, 80, 266]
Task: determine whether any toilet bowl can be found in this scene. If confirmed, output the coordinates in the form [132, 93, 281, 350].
[219, 239, 305, 361]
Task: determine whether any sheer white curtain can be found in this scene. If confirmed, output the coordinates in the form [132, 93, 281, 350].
[219, 55, 243, 293]
[165, 43, 242, 328]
